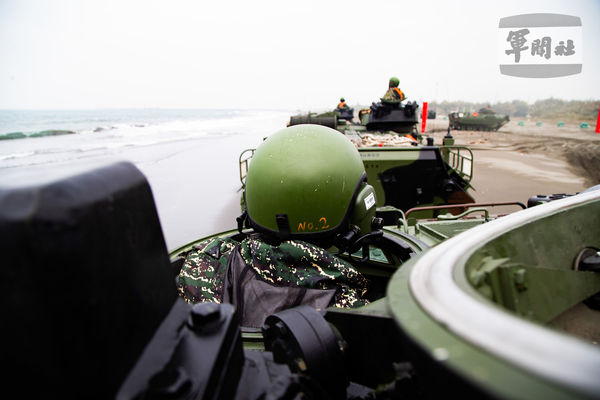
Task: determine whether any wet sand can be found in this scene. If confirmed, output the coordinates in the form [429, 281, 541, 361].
[139, 130, 267, 251]
[426, 118, 600, 207]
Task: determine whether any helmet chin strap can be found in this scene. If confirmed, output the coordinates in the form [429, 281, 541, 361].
[237, 209, 249, 233]
[275, 214, 291, 240]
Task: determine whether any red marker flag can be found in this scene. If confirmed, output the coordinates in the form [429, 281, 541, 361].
[421, 102, 428, 133]
[596, 104, 600, 134]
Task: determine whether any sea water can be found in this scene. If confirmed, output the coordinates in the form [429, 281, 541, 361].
[0, 108, 294, 250]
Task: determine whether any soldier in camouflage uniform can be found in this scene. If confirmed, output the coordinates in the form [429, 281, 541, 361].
[177, 125, 381, 327]
[382, 76, 406, 103]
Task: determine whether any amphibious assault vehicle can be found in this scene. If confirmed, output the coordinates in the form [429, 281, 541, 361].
[241, 130, 475, 223]
[448, 107, 510, 131]
[285, 100, 475, 220]
[289, 99, 420, 135]
[2, 161, 599, 399]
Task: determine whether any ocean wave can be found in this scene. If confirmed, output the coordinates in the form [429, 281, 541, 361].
[0, 109, 293, 169]
[0, 132, 26, 140]
[92, 126, 118, 133]
[0, 130, 76, 140]
[0, 151, 36, 161]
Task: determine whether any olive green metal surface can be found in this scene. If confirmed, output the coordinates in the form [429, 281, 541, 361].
[388, 189, 600, 398]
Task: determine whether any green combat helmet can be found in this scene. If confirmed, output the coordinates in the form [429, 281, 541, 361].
[340, 97, 345, 102]
[242, 124, 381, 250]
[389, 76, 400, 87]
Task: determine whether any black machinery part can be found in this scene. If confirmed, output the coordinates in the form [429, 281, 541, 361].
[263, 305, 348, 399]
[338, 107, 355, 121]
[377, 147, 474, 214]
[527, 193, 574, 207]
[574, 247, 600, 310]
[0, 161, 177, 399]
[366, 101, 419, 133]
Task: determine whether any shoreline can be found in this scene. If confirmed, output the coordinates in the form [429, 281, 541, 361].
[425, 118, 599, 204]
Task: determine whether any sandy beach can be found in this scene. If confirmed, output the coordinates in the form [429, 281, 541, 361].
[425, 118, 600, 208]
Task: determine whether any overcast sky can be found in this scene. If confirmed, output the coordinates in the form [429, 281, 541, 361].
[1, 0, 598, 110]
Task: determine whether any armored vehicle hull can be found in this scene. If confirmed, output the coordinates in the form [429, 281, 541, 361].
[284, 109, 475, 219]
[389, 187, 600, 399]
[2, 161, 599, 399]
[241, 136, 475, 222]
[448, 109, 510, 131]
[169, 189, 600, 398]
[289, 101, 419, 135]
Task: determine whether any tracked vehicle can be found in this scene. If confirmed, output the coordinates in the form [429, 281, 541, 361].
[448, 107, 510, 131]
[2, 160, 599, 399]
[241, 131, 475, 222]
[284, 99, 475, 219]
[290, 100, 420, 135]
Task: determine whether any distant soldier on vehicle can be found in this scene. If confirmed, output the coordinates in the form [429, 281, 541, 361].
[382, 76, 406, 103]
[177, 125, 381, 327]
[479, 104, 495, 114]
[336, 97, 354, 121]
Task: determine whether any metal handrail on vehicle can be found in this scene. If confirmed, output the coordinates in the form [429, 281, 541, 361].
[404, 201, 527, 218]
[397, 202, 528, 234]
[440, 145, 474, 183]
[239, 148, 255, 186]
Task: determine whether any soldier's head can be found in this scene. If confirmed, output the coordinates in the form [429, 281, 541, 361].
[389, 77, 400, 88]
[340, 97, 345, 102]
[242, 124, 379, 250]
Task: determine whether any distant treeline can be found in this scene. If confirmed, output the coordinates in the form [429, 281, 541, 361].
[429, 98, 599, 120]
